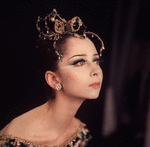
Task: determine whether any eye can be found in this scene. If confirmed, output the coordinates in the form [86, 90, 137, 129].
[93, 58, 100, 65]
[72, 59, 86, 67]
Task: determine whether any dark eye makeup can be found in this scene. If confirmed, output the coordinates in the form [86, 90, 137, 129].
[71, 59, 86, 65]
[93, 58, 100, 64]
[71, 57, 101, 66]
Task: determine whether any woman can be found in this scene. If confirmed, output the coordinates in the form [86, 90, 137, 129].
[0, 9, 104, 147]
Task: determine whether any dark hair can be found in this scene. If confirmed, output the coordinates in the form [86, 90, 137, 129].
[36, 34, 102, 100]
[36, 34, 74, 100]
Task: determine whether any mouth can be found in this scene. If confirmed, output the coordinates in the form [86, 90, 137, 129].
[89, 82, 101, 89]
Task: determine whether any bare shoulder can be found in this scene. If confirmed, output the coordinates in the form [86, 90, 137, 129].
[0, 123, 11, 134]
[0, 103, 46, 138]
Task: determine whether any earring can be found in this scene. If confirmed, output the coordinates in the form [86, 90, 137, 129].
[55, 83, 62, 91]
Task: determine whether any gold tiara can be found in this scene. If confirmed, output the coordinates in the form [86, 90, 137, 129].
[36, 9, 105, 61]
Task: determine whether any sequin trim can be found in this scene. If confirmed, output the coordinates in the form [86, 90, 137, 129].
[0, 122, 92, 147]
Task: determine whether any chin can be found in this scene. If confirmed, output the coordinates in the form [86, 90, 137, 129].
[87, 95, 99, 100]
[85, 92, 100, 99]
[90, 89, 101, 98]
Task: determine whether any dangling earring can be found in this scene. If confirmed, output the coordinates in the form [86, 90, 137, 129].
[55, 83, 62, 91]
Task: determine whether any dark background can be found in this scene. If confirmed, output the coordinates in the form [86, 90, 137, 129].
[0, 0, 150, 146]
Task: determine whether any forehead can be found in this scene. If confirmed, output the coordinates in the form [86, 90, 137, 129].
[64, 37, 98, 56]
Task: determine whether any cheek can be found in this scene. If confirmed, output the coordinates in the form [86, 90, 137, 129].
[67, 74, 75, 81]
[59, 69, 85, 89]
[61, 72, 87, 96]
[61, 71, 79, 84]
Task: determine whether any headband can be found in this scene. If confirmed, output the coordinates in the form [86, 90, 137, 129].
[36, 9, 105, 62]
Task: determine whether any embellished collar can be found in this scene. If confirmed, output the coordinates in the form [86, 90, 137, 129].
[0, 122, 92, 147]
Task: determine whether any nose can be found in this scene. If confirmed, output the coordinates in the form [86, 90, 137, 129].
[89, 64, 102, 77]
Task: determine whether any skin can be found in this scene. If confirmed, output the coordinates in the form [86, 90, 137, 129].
[0, 37, 103, 146]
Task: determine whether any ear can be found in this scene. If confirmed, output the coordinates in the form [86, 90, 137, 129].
[45, 71, 60, 89]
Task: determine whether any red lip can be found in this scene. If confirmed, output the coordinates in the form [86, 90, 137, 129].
[89, 82, 101, 88]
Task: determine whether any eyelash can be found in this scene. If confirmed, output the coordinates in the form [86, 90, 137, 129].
[72, 58, 100, 66]
[72, 59, 86, 66]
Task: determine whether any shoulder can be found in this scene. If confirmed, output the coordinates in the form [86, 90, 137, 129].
[0, 104, 45, 138]
[0, 115, 31, 138]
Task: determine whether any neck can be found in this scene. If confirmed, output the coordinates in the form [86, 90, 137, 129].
[42, 91, 85, 134]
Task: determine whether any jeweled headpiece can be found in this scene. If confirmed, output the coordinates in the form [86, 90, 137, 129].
[36, 9, 105, 61]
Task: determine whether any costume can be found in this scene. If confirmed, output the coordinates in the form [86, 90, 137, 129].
[0, 121, 92, 147]
[0, 8, 104, 147]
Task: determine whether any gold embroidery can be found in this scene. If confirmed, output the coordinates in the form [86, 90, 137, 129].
[0, 122, 90, 147]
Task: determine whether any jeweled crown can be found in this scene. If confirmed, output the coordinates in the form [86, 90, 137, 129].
[36, 9, 105, 61]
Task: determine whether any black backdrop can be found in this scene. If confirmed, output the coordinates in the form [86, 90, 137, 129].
[1, 0, 150, 147]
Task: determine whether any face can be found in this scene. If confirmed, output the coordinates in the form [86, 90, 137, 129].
[56, 37, 103, 99]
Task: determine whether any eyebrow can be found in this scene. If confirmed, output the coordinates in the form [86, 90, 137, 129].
[68, 53, 99, 60]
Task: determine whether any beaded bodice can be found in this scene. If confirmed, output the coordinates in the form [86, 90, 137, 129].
[0, 122, 92, 147]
